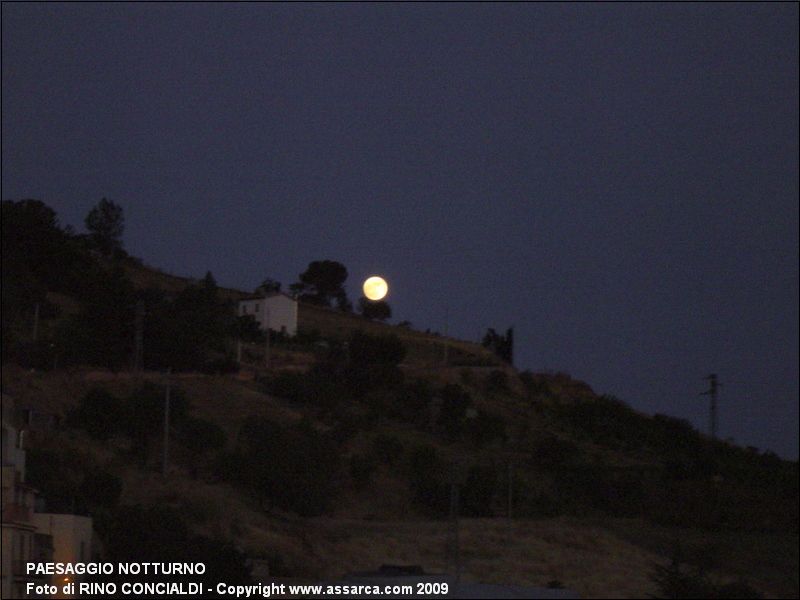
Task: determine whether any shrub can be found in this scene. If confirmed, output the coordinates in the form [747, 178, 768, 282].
[262, 371, 306, 402]
[383, 379, 434, 424]
[125, 382, 189, 442]
[436, 384, 472, 438]
[518, 371, 551, 399]
[461, 465, 497, 517]
[11, 340, 59, 371]
[226, 417, 340, 516]
[350, 454, 377, 490]
[82, 470, 123, 510]
[408, 445, 449, 517]
[518, 490, 564, 518]
[484, 370, 510, 395]
[650, 552, 762, 599]
[200, 356, 240, 375]
[714, 580, 763, 599]
[177, 415, 227, 454]
[68, 388, 128, 441]
[102, 505, 251, 586]
[348, 330, 406, 366]
[372, 434, 404, 465]
[530, 434, 582, 471]
[467, 410, 507, 447]
[25, 446, 87, 513]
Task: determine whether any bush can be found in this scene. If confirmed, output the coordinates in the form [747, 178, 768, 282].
[25, 446, 88, 513]
[262, 371, 306, 402]
[408, 445, 449, 517]
[573, 467, 647, 517]
[11, 340, 59, 371]
[372, 434, 404, 465]
[125, 382, 189, 442]
[467, 410, 507, 447]
[200, 356, 240, 375]
[68, 388, 128, 441]
[177, 415, 227, 454]
[102, 505, 251, 590]
[518, 371, 551, 399]
[461, 465, 497, 517]
[350, 454, 377, 490]
[518, 490, 564, 518]
[484, 370, 510, 395]
[436, 384, 472, 438]
[384, 379, 434, 424]
[348, 330, 406, 366]
[225, 418, 340, 516]
[650, 553, 763, 599]
[82, 470, 123, 510]
[530, 434, 582, 471]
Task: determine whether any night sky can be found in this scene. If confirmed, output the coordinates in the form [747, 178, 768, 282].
[3, 4, 798, 458]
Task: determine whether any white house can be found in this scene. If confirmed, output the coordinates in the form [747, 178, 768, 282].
[2, 395, 98, 600]
[238, 293, 297, 337]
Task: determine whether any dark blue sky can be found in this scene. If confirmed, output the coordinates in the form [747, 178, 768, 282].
[3, 3, 798, 458]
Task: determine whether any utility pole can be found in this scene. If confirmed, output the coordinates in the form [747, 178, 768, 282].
[507, 460, 513, 520]
[701, 374, 720, 440]
[442, 306, 449, 366]
[133, 300, 144, 376]
[162, 368, 171, 476]
[449, 481, 460, 583]
[264, 308, 271, 370]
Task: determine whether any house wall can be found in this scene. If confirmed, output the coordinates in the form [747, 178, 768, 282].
[2, 459, 41, 600]
[239, 295, 297, 336]
[1, 413, 25, 482]
[31, 514, 94, 599]
[1, 397, 85, 600]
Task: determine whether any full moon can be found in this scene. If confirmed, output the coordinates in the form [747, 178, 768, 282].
[363, 276, 389, 301]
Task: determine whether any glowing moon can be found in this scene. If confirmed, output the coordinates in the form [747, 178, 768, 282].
[363, 276, 388, 301]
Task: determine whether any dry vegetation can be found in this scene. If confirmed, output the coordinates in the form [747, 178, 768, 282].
[5, 363, 796, 599]
[297, 302, 501, 367]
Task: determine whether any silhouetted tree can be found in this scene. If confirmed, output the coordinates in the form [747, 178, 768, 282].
[85, 198, 124, 255]
[482, 326, 514, 364]
[144, 271, 234, 371]
[255, 278, 282, 294]
[1, 199, 92, 343]
[358, 296, 392, 321]
[56, 265, 136, 369]
[290, 260, 349, 309]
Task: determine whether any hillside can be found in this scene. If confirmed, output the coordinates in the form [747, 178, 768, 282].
[120, 258, 503, 369]
[2, 201, 797, 598]
[3, 363, 797, 599]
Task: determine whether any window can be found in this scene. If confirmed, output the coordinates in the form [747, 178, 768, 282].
[241, 305, 247, 315]
[255, 303, 260, 312]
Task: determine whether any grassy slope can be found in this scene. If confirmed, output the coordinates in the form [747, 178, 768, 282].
[297, 302, 501, 367]
[4, 364, 797, 599]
